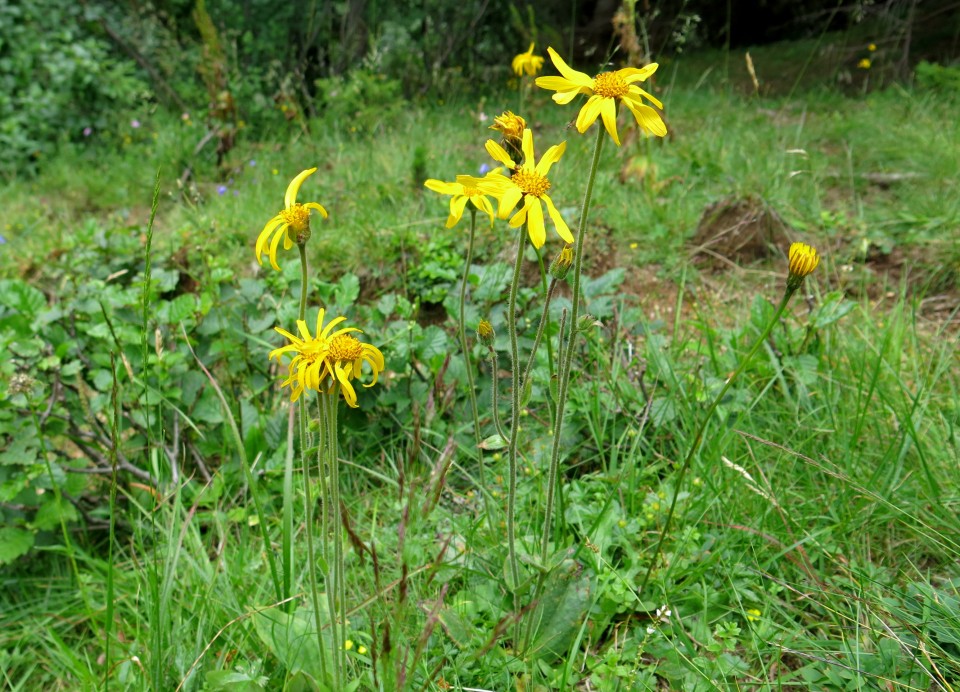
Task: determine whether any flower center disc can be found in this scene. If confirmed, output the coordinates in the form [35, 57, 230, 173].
[281, 204, 311, 232]
[593, 71, 629, 98]
[511, 168, 551, 197]
[329, 334, 363, 362]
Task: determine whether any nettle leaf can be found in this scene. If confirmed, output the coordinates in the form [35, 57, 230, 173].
[334, 273, 360, 310]
[0, 435, 40, 466]
[158, 293, 199, 325]
[417, 325, 450, 371]
[0, 279, 46, 334]
[31, 498, 79, 531]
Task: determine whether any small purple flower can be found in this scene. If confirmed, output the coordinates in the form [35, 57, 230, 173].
[248, 159, 257, 167]
[217, 185, 228, 196]
[232, 190, 239, 196]
[82, 126, 93, 137]
[131, 119, 141, 129]
[0, 234, 6, 245]
[479, 162, 490, 175]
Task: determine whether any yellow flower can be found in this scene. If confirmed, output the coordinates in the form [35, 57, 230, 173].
[424, 171, 499, 228]
[858, 58, 871, 69]
[479, 128, 573, 249]
[477, 319, 495, 346]
[746, 608, 761, 622]
[357, 645, 367, 655]
[256, 168, 328, 271]
[344, 640, 354, 650]
[549, 244, 574, 279]
[536, 47, 667, 146]
[787, 242, 820, 292]
[868, 43, 877, 52]
[491, 111, 526, 140]
[269, 309, 384, 407]
[512, 43, 544, 77]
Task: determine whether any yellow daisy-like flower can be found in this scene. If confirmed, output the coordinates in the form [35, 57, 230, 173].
[479, 128, 573, 249]
[255, 168, 329, 271]
[424, 171, 500, 228]
[269, 309, 384, 407]
[512, 43, 544, 77]
[858, 58, 872, 70]
[868, 43, 877, 52]
[787, 242, 820, 292]
[535, 46, 667, 146]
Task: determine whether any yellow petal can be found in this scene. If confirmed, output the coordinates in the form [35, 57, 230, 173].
[284, 168, 318, 209]
[520, 129, 535, 166]
[448, 195, 469, 228]
[498, 186, 524, 219]
[575, 96, 604, 134]
[267, 225, 285, 270]
[256, 215, 284, 262]
[304, 202, 328, 218]
[599, 97, 621, 146]
[628, 85, 663, 110]
[622, 99, 667, 138]
[526, 198, 546, 249]
[424, 179, 463, 195]
[485, 140, 516, 169]
[543, 195, 574, 244]
[545, 47, 594, 88]
[535, 141, 566, 177]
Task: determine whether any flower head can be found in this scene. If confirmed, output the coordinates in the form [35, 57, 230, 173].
[868, 43, 877, 52]
[479, 129, 573, 249]
[490, 111, 527, 160]
[256, 168, 329, 271]
[270, 309, 384, 407]
[536, 46, 667, 146]
[858, 58, 871, 70]
[787, 242, 820, 292]
[424, 170, 500, 228]
[512, 43, 544, 77]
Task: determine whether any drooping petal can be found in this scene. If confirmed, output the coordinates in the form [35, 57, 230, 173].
[267, 225, 285, 270]
[485, 140, 516, 168]
[471, 194, 496, 225]
[303, 202, 329, 218]
[256, 215, 284, 261]
[622, 98, 668, 137]
[498, 186, 524, 219]
[284, 168, 318, 209]
[621, 63, 658, 83]
[536, 76, 579, 92]
[628, 85, 663, 110]
[525, 198, 547, 249]
[508, 195, 533, 229]
[448, 195, 470, 228]
[551, 88, 585, 105]
[575, 95, 605, 134]
[543, 195, 574, 244]
[319, 315, 348, 339]
[598, 97, 621, 145]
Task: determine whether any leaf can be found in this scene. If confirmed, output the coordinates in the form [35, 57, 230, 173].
[478, 434, 508, 451]
[32, 499, 79, 531]
[0, 527, 35, 565]
[251, 607, 330, 681]
[811, 291, 856, 329]
[204, 670, 268, 691]
[334, 273, 360, 310]
[527, 560, 592, 658]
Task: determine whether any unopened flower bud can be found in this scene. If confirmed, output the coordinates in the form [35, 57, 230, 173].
[477, 319, 495, 346]
[787, 242, 820, 292]
[550, 244, 574, 280]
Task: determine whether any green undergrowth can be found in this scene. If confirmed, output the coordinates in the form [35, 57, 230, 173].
[2, 42, 959, 691]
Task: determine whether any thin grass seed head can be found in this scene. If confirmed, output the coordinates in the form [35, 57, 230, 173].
[536, 46, 667, 146]
[787, 242, 820, 292]
[255, 168, 328, 271]
[269, 308, 384, 407]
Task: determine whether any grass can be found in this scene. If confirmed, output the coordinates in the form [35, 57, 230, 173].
[1, 38, 959, 690]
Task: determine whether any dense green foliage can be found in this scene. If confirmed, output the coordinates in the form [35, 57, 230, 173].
[1, 7, 960, 690]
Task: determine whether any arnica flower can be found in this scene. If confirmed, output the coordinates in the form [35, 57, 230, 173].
[868, 43, 877, 52]
[858, 58, 872, 70]
[787, 242, 820, 292]
[536, 46, 667, 146]
[480, 128, 573, 249]
[512, 43, 544, 77]
[256, 168, 328, 271]
[423, 171, 499, 228]
[269, 309, 384, 408]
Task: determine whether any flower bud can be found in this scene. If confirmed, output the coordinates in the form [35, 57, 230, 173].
[549, 244, 574, 280]
[787, 242, 820, 292]
[477, 319, 496, 347]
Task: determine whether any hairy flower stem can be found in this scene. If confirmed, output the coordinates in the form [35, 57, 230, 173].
[522, 277, 560, 407]
[459, 209, 487, 499]
[318, 393, 345, 687]
[489, 348, 507, 442]
[523, 127, 605, 652]
[535, 251, 557, 421]
[542, 126, 605, 562]
[303, 400, 328, 684]
[506, 227, 526, 620]
[636, 289, 795, 598]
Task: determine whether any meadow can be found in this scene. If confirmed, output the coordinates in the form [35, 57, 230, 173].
[1, 35, 959, 691]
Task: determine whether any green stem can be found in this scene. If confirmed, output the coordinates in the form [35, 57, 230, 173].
[459, 209, 487, 496]
[535, 251, 557, 421]
[489, 348, 507, 442]
[506, 227, 526, 611]
[303, 397, 328, 684]
[521, 277, 559, 408]
[635, 290, 796, 598]
[542, 126, 605, 563]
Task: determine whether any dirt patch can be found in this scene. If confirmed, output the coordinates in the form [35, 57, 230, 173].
[689, 194, 793, 268]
